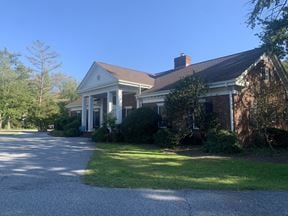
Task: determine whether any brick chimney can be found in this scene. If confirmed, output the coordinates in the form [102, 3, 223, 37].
[174, 53, 191, 69]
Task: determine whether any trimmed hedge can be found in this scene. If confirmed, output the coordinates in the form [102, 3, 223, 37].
[203, 130, 242, 154]
[121, 107, 160, 144]
[92, 126, 110, 142]
[51, 115, 81, 137]
[154, 128, 180, 147]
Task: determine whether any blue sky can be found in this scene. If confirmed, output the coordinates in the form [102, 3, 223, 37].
[1, 0, 260, 81]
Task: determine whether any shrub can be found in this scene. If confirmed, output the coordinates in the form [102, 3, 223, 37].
[49, 130, 65, 137]
[154, 128, 180, 147]
[203, 130, 242, 154]
[64, 128, 81, 137]
[266, 128, 288, 148]
[92, 126, 110, 142]
[243, 130, 266, 147]
[244, 128, 288, 148]
[63, 118, 80, 131]
[121, 107, 160, 143]
[62, 117, 81, 137]
[109, 124, 124, 143]
[180, 130, 204, 146]
[50, 116, 81, 137]
[53, 106, 71, 130]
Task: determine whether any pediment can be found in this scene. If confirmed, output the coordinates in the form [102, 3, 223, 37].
[77, 62, 118, 92]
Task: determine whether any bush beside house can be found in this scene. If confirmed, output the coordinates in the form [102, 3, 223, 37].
[121, 107, 160, 144]
[203, 130, 242, 154]
[50, 107, 81, 137]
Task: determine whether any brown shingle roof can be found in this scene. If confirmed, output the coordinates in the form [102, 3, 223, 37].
[144, 48, 265, 94]
[66, 97, 81, 108]
[97, 62, 155, 86]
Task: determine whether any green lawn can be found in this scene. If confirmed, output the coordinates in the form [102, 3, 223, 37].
[85, 143, 288, 190]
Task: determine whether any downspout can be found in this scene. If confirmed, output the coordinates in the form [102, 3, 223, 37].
[229, 91, 234, 132]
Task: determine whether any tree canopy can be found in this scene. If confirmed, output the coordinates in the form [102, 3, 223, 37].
[0, 42, 79, 130]
[248, 0, 288, 58]
[0, 49, 33, 129]
[165, 76, 206, 138]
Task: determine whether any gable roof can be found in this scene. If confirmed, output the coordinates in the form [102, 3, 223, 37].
[65, 97, 82, 108]
[145, 48, 265, 93]
[97, 62, 155, 86]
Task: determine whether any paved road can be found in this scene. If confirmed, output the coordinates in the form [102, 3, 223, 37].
[0, 133, 287, 216]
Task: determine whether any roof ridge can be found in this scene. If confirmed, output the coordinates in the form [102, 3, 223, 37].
[155, 47, 263, 77]
[96, 61, 152, 75]
[191, 47, 263, 66]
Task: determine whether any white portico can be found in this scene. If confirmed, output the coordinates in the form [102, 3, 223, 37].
[77, 62, 154, 132]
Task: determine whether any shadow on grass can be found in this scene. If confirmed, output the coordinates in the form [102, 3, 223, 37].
[85, 143, 288, 190]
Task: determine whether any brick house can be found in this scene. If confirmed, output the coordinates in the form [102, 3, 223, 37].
[67, 48, 288, 136]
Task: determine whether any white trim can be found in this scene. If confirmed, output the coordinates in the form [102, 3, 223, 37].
[235, 53, 266, 86]
[100, 98, 103, 126]
[207, 79, 236, 88]
[115, 89, 123, 124]
[229, 91, 234, 132]
[118, 80, 153, 89]
[77, 62, 117, 92]
[138, 90, 171, 99]
[138, 80, 237, 100]
[142, 96, 165, 104]
[141, 88, 238, 105]
[124, 106, 133, 118]
[88, 96, 94, 132]
[66, 105, 82, 110]
[78, 82, 118, 94]
[156, 103, 164, 115]
[107, 92, 113, 114]
[81, 96, 87, 131]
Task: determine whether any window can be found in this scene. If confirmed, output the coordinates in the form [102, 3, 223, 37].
[157, 103, 167, 127]
[123, 106, 133, 119]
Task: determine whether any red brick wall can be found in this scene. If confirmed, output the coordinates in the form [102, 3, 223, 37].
[233, 59, 288, 144]
[205, 95, 231, 130]
[123, 93, 137, 108]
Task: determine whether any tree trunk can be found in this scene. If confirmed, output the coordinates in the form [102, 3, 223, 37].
[0, 114, 2, 129]
[264, 128, 274, 151]
[7, 117, 11, 130]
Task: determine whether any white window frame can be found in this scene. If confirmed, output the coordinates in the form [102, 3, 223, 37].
[124, 106, 133, 117]
[157, 103, 167, 128]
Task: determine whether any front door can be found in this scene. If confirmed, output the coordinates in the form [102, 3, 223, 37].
[93, 109, 100, 129]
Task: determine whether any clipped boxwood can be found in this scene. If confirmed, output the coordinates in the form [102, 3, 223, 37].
[92, 126, 110, 142]
[203, 130, 242, 154]
[154, 128, 180, 147]
[63, 128, 81, 137]
[121, 107, 160, 144]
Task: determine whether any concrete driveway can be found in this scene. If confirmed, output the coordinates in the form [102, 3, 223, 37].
[0, 133, 287, 216]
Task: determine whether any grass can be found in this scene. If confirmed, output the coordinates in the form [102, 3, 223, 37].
[85, 143, 288, 190]
[0, 129, 37, 136]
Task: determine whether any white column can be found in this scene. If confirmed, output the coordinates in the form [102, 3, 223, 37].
[136, 85, 142, 108]
[115, 89, 123, 124]
[100, 98, 103, 126]
[88, 95, 94, 131]
[81, 96, 86, 131]
[107, 91, 113, 114]
[229, 91, 234, 132]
